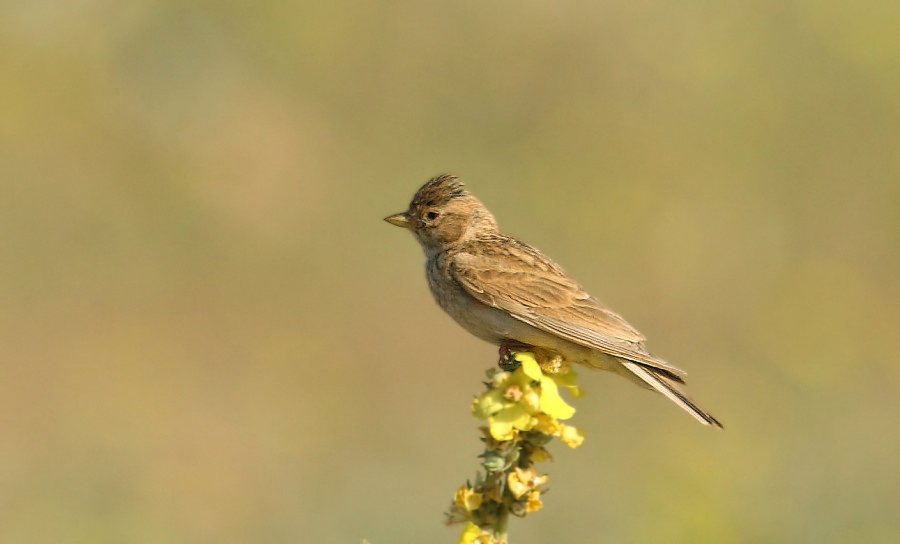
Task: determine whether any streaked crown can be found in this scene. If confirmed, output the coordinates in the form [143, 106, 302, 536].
[410, 174, 468, 210]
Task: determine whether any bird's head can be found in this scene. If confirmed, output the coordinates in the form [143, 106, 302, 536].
[385, 174, 498, 254]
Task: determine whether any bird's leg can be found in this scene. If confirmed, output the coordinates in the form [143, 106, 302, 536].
[499, 341, 569, 375]
[498, 340, 533, 371]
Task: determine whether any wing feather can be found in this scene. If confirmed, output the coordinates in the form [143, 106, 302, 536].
[450, 238, 687, 379]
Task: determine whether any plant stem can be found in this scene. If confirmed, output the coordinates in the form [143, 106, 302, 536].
[492, 504, 509, 542]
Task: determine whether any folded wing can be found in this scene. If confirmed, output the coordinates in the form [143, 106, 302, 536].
[449, 238, 687, 381]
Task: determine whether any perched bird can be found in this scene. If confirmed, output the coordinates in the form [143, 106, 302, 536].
[385, 174, 721, 427]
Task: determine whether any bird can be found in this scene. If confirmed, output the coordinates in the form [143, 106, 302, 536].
[384, 174, 721, 427]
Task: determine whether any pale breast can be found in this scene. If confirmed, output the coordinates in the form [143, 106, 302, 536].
[426, 256, 509, 343]
[424, 255, 596, 367]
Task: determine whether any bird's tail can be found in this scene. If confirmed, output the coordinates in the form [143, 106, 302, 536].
[620, 361, 723, 428]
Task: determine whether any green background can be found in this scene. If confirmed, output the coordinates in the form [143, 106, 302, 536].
[2, 1, 898, 542]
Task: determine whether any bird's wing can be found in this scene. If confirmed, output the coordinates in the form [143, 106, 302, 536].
[449, 239, 687, 379]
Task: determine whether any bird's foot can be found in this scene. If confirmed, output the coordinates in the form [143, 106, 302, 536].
[498, 340, 532, 370]
[498, 342, 568, 374]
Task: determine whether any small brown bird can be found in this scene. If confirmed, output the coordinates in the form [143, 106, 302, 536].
[385, 174, 721, 427]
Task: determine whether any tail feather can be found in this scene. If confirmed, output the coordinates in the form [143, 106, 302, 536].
[621, 361, 723, 428]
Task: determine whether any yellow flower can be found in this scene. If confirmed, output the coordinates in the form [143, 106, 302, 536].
[453, 486, 483, 511]
[502, 384, 523, 402]
[559, 424, 585, 448]
[457, 522, 481, 544]
[489, 402, 532, 440]
[514, 353, 576, 419]
[532, 413, 561, 435]
[471, 387, 508, 419]
[524, 490, 543, 513]
[472, 352, 581, 441]
[507, 465, 549, 498]
[536, 372, 575, 419]
[472, 361, 539, 440]
[516, 353, 544, 381]
[507, 470, 530, 499]
[549, 367, 582, 398]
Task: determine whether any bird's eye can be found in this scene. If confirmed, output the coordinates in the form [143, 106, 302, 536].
[424, 211, 439, 221]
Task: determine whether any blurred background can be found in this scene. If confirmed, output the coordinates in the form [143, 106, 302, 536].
[1, 1, 898, 543]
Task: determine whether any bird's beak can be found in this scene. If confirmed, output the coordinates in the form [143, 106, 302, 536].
[384, 212, 413, 229]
